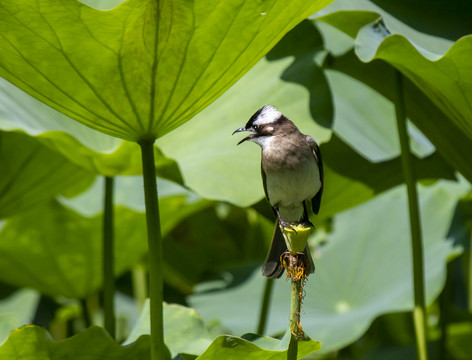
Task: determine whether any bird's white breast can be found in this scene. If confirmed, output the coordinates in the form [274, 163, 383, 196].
[263, 147, 321, 222]
[265, 159, 320, 206]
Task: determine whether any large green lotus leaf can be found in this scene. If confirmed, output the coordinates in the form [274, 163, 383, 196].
[351, 21, 472, 144]
[324, 48, 472, 183]
[126, 301, 320, 359]
[159, 21, 454, 210]
[315, 0, 455, 55]
[196, 331, 320, 360]
[0, 131, 94, 218]
[125, 302, 213, 357]
[0, 325, 150, 360]
[0, 200, 147, 299]
[0, 290, 39, 344]
[0, 0, 333, 142]
[0, 78, 183, 178]
[189, 179, 470, 353]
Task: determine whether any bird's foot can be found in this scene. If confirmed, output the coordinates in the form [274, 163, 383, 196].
[278, 219, 297, 233]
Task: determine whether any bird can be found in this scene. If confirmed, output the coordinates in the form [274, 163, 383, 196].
[233, 105, 323, 278]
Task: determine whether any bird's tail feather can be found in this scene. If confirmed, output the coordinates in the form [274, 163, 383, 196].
[262, 221, 287, 279]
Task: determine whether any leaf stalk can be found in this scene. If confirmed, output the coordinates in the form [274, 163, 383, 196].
[394, 71, 428, 360]
[139, 139, 171, 360]
[102, 175, 116, 339]
[257, 278, 274, 335]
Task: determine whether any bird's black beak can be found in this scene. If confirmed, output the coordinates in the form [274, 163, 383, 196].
[232, 127, 246, 135]
[232, 127, 254, 145]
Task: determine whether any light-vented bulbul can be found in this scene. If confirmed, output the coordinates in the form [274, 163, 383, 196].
[233, 105, 323, 278]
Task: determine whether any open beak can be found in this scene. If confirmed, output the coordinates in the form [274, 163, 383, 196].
[232, 127, 254, 145]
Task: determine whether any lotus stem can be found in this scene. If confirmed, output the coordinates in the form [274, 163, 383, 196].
[139, 139, 171, 360]
[102, 175, 115, 339]
[394, 71, 428, 360]
[257, 278, 274, 335]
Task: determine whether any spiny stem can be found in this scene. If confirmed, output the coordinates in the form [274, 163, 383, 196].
[139, 139, 170, 360]
[103, 176, 115, 339]
[257, 278, 274, 335]
[288, 277, 303, 360]
[394, 71, 428, 360]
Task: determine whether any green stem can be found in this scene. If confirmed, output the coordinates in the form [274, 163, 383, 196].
[257, 278, 274, 334]
[80, 298, 92, 328]
[287, 333, 298, 360]
[288, 278, 302, 360]
[139, 139, 170, 360]
[438, 261, 453, 359]
[469, 231, 472, 313]
[394, 71, 428, 360]
[103, 176, 115, 339]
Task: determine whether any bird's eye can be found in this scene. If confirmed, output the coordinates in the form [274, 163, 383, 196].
[253, 124, 259, 130]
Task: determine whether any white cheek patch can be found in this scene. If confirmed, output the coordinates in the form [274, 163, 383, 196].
[251, 135, 273, 149]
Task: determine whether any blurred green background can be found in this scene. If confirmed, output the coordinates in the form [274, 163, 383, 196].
[0, 0, 471, 359]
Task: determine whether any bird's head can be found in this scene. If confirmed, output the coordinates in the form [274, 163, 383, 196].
[232, 105, 283, 147]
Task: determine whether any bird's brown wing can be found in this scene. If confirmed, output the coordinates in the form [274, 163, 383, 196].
[261, 165, 286, 278]
[306, 135, 323, 215]
[261, 163, 278, 217]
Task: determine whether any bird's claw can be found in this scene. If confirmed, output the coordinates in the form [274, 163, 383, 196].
[279, 219, 297, 233]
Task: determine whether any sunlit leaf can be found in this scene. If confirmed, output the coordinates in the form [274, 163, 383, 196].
[0, 131, 94, 218]
[0, 0, 333, 142]
[0, 78, 182, 178]
[125, 302, 213, 357]
[197, 331, 320, 360]
[0, 200, 147, 298]
[0, 290, 39, 344]
[0, 326, 150, 360]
